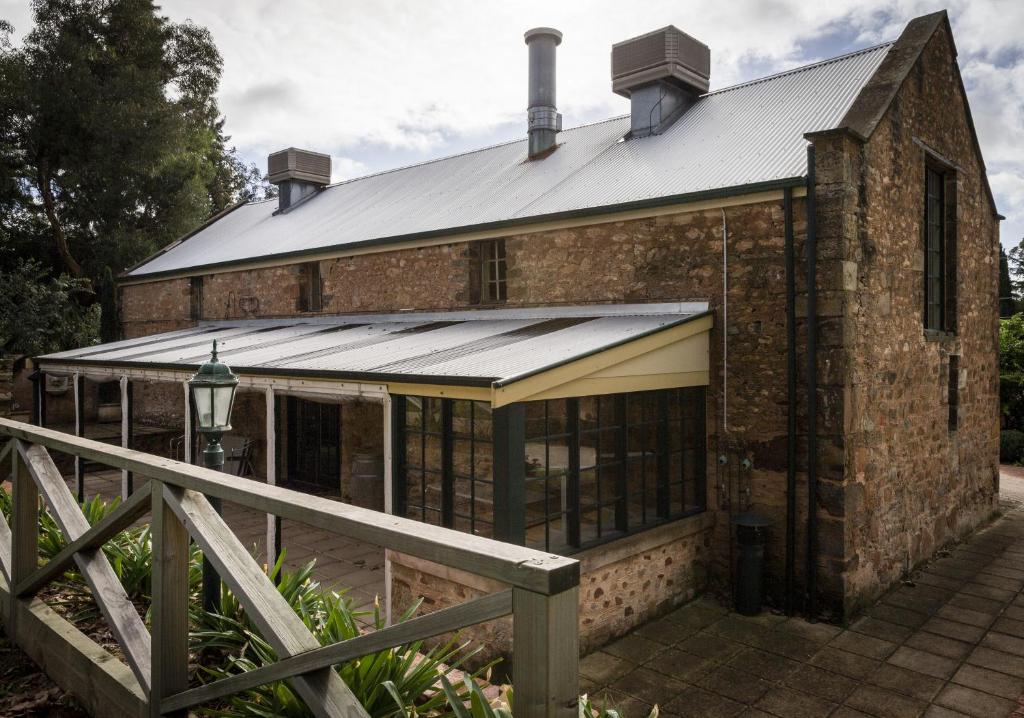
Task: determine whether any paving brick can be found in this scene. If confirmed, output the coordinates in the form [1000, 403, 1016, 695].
[981, 630, 1024, 657]
[849, 616, 915, 643]
[999, 605, 1024, 622]
[784, 663, 859, 703]
[809, 647, 881, 680]
[960, 582, 1017, 603]
[867, 663, 945, 702]
[843, 684, 927, 718]
[886, 645, 959, 679]
[950, 663, 1024, 700]
[665, 602, 727, 632]
[727, 648, 802, 682]
[978, 565, 1024, 581]
[882, 588, 948, 615]
[609, 666, 687, 706]
[904, 631, 974, 660]
[773, 617, 843, 644]
[830, 630, 900, 660]
[697, 665, 774, 705]
[991, 616, 1024, 639]
[966, 645, 1024, 678]
[588, 687, 656, 718]
[935, 604, 995, 628]
[913, 572, 966, 592]
[580, 651, 632, 685]
[920, 617, 988, 644]
[830, 708, 875, 718]
[633, 616, 698, 645]
[933, 683, 1018, 718]
[645, 647, 718, 682]
[678, 631, 746, 661]
[753, 687, 835, 718]
[947, 592, 1005, 616]
[866, 603, 930, 628]
[971, 571, 1024, 592]
[920, 702, 971, 717]
[760, 631, 821, 662]
[603, 634, 668, 664]
[664, 685, 745, 718]
[708, 616, 777, 649]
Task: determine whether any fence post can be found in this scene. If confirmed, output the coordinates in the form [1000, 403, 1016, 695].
[150, 481, 189, 717]
[10, 442, 38, 629]
[513, 586, 579, 718]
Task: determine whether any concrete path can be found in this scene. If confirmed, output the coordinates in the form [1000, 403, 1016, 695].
[584, 470, 1024, 717]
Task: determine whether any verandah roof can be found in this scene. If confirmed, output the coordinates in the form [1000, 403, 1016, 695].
[37, 303, 712, 406]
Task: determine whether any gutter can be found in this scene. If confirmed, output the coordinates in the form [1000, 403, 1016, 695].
[805, 144, 820, 618]
[117, 178, 807, 284]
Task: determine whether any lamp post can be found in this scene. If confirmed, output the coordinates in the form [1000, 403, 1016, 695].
[188, 340, 239, 613]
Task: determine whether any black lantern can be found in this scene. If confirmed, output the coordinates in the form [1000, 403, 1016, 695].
[189, 340, 238, 471]
[188, 340, 238, 612]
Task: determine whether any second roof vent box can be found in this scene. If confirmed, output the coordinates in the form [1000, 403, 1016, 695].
[612, 26, 710, 138]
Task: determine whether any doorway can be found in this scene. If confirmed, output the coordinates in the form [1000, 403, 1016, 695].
[285, 397, 341, 494]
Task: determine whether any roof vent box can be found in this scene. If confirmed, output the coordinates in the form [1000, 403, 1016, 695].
[612, 26, 710, 97]
[267, 148, 332, 186]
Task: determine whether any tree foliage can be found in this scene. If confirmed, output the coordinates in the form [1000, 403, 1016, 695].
[1001, 245, 1016, 317]
[0, 259, 100, 357]
[1000, 313, 1024, 430]
[0, 0, 271, 348]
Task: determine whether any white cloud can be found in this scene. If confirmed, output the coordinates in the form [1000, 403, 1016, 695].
[1, 0, 1022, 245]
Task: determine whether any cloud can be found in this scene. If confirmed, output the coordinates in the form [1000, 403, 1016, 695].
[2, 0, 1021, 245]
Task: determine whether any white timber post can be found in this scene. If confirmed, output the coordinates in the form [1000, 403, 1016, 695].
[182, 381, 192, 464]
[120, 375, 130, 499]
[513, 586, 580, 718]
[382, 391, 393, 625]
[265, 387, 279, 569]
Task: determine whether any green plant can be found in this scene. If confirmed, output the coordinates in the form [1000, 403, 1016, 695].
[1002, 430, 1024, 464]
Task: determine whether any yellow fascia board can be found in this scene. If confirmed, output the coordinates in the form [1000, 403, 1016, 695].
[491, 314, 713, 407]
[383, 382, 491, 402]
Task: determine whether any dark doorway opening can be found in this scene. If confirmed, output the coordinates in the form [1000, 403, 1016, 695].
[285, 397, 341, 495]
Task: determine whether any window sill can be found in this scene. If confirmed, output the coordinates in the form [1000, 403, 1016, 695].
[924, 329, 956, 342]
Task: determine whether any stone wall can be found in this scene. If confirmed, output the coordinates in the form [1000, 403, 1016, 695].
[389, 512, 713, 665]
[819, 23, 1001, 614]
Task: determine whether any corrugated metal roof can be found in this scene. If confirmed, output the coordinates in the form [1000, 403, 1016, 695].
[127, 43, 892, 278]
[39, 303, 711, 388]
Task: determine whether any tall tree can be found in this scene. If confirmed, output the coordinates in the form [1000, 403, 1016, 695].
[0, 0, 267, 343]
[1001, 245, 1016, 317]
[1010, 238, 1024, 312]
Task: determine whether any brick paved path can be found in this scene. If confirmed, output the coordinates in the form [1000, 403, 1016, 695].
[584, 478, 1024, 717]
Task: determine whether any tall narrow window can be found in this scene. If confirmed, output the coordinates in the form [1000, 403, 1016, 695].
[298, 261, 322, 312]
[480, 239, 507, 303]
[948, 355, 960, 431]
[924, 167, 946, 331]
[189, 276, 203, 321]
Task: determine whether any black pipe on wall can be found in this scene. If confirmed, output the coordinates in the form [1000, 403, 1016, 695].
[783, 187, 797, 615]
[805, 144, 819, 618]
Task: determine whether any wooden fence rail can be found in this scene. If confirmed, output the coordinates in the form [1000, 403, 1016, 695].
[0, 418, 580, 718]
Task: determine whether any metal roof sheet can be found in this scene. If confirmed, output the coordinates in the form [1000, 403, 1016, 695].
[39, 303, 711, 387]
[127, 43, 890, 279]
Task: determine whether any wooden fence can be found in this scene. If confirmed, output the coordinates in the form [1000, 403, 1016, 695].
[0, 417, 580, 717]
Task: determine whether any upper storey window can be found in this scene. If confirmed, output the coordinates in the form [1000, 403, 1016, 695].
[298, 261, 323, 312]
[189, 276, 203, 321]
[924, 165, 956, 333]
[480, 239, 507, 303]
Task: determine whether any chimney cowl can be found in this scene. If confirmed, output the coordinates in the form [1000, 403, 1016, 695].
[612, 25, 710, 138]
[524, 27, 563, 158]
[267, 148, 331, 214]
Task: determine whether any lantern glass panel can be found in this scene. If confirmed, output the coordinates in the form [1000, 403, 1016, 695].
[194, 386, 214, 429]
[214, 384, 237, 429]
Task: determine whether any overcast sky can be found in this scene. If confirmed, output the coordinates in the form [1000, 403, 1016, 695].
[2, 0, 1022, 248]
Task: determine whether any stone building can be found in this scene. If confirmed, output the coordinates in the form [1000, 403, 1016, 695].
[34, 11, 1001, 651]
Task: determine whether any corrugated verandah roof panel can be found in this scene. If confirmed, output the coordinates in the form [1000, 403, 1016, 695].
[37, 304, 710, 387]
[127, 44, 892, 278]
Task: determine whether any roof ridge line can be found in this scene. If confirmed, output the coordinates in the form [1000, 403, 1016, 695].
[705, 40, 895, 96]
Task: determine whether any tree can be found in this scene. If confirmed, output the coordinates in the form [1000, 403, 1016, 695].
[1008, 238, 1024, 306]
[0, 1, 267, 345]
[1001, 245, 1016, 317]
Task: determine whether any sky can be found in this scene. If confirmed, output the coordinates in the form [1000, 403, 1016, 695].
[2, 0, 1023, 248]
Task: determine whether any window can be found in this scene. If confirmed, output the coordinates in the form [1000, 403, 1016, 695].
[189, 276, 203, 320]
[924, 165, 956, 333]
[948, 355, 960, 431]
[397, 397, 494, 537]
[298, 261, 322, 312]
[479, 239, 507, 303]
[524, 387, 706, 553]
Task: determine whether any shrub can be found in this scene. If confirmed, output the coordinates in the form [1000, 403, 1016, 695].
[1002, 430, 1024, 464]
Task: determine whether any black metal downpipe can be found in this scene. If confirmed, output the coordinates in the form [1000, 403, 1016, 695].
[783, 187, 796, 614]
[805, 144, 819, 618]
